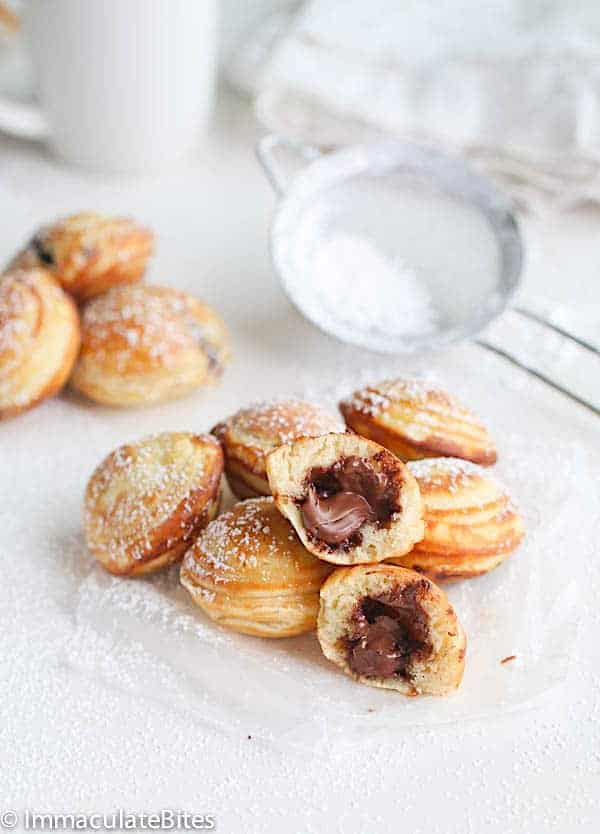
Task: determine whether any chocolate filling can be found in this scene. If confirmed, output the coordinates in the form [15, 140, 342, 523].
[201, 340, 222, 375]
[302, 487, 374, 545]
[31, 235, 55, 267]
[300, 455, 400, 547]
[345, 581, 432, 679]
[185, 316, 222, 375]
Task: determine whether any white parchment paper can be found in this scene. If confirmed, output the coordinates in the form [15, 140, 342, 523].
[64, 361, 589, 752]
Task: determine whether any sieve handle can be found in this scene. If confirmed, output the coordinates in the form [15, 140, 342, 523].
[256, 134, 322, 196]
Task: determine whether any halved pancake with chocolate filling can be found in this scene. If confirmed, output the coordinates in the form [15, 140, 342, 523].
[212, 399, 343, 499]
[318, 564, 466, 695]
[266, 433, 424, 565]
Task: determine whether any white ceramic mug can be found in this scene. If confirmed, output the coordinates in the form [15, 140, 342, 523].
[0, 0, 217, 172]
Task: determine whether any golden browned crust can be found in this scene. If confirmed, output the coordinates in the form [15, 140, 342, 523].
[266, 432, 424, 566]
[340, 378, 497, 466]
[180, 497, 334, 638]
[0, 268, 80, 419]
[0, 2, 19, 34]
[84, 432, 224, 576]
[70, 284, 231, 407]
[317, 564, 466, 695]
[387, 458, 525, 582]
[212, 399, 344, 499]
[8, 212, 154, 301]
[222, 463, 271, 499]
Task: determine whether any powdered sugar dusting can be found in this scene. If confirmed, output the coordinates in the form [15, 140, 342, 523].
[16, 211, 153, 283]
[0, 270, 65, 366]
[0, 270, 74, 408]
[224, 398, 343, 446]
[80, 284, 220, 371]
[408, 458, 520, 526]
[85, 433, 217, 563]
[184, 497, 304, 584]
[408, 457, 484, 490]
[342, 377, 449, 414]
[70, 419, 589, 748]
[2, 349, 588, 797]
[0, 274, 36, 370]
[340, 378, 486, 439]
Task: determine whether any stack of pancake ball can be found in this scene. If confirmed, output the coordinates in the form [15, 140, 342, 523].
[84, 383, 525, 698]
[0, 212, 230, 418]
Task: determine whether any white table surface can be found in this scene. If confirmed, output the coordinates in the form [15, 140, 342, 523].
[1, 91, 599, 834]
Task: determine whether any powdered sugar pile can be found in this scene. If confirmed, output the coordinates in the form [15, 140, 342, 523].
[309, 234, 439, 339]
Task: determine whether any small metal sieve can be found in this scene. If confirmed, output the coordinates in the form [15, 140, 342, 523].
[257, 135, 523, 354]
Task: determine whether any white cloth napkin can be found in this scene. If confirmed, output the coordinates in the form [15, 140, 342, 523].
[235, 0, 600, 211]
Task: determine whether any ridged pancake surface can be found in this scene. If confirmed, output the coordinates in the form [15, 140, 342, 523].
[85, 432, 223, 576]
[9, 211, 154, 300]
[387, 458, 524, 580]
[0, 268, 80, 418]
[180, 497, 333, 637]
[212, 399, 344, 498]
[340, 378, 496, 465]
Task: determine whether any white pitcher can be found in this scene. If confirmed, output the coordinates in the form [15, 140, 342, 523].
[0, 0, 217, 172]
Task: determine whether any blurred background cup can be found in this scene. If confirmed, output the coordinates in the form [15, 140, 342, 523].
[1, 0, 218, 172]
